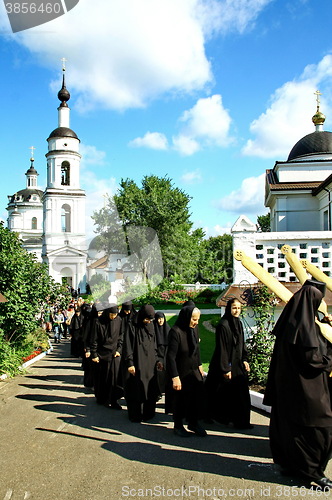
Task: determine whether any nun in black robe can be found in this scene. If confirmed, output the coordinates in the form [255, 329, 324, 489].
[90, 304, 124, 409]
[264, 280, 332, 488]
[154, 311, 170, 394]
[205, 298, 252, 429]
[166, 305, 206, 437]
[70, 308, 84, 357]
[80, 303, 94, 388]
[123, 304, 161, 422]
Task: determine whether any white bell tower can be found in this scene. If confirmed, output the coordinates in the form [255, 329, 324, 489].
[42, 61, 87, 290]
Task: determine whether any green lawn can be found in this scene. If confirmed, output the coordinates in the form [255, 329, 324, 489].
[164, 312, 219, 373]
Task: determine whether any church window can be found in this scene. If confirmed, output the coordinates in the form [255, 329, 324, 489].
[61, 204, 71, 232]
[61, 161, 70, 186]
[311, 248, 318, 254]
[267, 258, 274, 263]
[256, 254, 263, 259]
[299, 253, 307, 259]
[278, 262, 285, 268]
[324, 210, 329, 230]
[267, 249, 274, 254]
[323, 242, 330, 249]
[300, 243, 307, 249]
[278, 272, 286, 278]
[322, 261, 330, 268]
[323, 253, 330, 258]
[255, 245, 263, 250]
[311, 257, 319, 263]
[31, 217, 37, 230]
[268, 267, 275, 273]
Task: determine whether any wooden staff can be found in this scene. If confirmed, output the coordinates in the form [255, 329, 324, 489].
[281, 245, 328, 317]
[301, 259, 332, 292]
[234, 249, 332, 343]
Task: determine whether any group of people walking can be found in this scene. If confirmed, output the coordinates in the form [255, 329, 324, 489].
[58, 297, 252, 438]
[53, 278, 332, 490]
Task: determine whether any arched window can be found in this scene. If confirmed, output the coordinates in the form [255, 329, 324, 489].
[61, 204, 71, 232]
[31, 217, 37, 230]
[61, 161, 70, 186]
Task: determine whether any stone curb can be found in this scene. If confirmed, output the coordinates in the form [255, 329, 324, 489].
[0, 342, 54, 380]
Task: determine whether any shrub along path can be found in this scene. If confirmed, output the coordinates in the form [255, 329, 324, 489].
[0, 339, 327, 499]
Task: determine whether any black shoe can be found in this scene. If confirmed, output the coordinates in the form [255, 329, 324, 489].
[187, 423, 207, 437]
[174, 427, 192, 437]
[312, 477, 332, 490]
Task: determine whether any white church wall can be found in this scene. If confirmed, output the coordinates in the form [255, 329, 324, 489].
[232, 227, 332, 285]
[276, 162, 332, 183]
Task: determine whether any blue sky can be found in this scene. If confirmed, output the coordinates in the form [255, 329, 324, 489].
[1, 0, 332, 240]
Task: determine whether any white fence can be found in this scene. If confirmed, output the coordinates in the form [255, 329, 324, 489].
[181, 283, 226, 291]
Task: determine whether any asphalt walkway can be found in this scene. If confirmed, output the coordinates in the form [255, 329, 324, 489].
[0, 340, 330, 500]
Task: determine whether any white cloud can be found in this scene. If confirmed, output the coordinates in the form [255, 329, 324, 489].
[8, 0, 271, 111]
[216, 173, 265, 213]
[172, 135, 201, 156]
[173, 94, 233, 155]
[242, 54, 332, 159]
[181, 169, 202, 184]
[80, 144, 106, 166]
[129, 132, 168, 150]
[81, 171, 118, 239]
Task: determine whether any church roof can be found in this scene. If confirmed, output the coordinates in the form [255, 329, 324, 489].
[287, 131, 332, 161]
[9, 188, 43, 203]
[88, 255, 109, 269]
[266, 169, 321, 191]
[48, 126, 79, 140]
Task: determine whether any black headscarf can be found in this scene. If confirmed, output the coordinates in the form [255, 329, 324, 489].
[223, 298, 242, 344]
[175, 305, 199, 355]
[119, 300, 136, 318]
[135, 304, 155, 338]
[154, 311, 170, 347]
[271, 280, 324, 347]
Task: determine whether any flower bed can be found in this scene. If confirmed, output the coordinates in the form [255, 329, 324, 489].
[22, 349, 43, 363]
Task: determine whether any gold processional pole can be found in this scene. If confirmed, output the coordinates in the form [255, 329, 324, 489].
[234, 249, 332, 343]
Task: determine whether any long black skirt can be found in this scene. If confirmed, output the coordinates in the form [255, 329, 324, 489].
[270, 407, 332, 481]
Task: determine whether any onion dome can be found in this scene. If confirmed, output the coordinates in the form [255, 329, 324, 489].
[288, 131, 332, 161]
[57, 73, 70, 107]
[48, 126, 78, 139]
[287, 91, 332, 161]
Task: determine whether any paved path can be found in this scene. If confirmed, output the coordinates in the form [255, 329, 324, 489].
[0, 340, 330, 500]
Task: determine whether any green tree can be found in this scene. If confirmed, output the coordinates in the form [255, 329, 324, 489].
[197, 234, 233, 283]
[92, 175, 201, 282]
[257, 213, 270, 232]
[0, 222, 67, 347]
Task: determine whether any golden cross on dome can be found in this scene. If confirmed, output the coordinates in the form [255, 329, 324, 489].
[61, 57, 67, 72]
[314, 89, 322, 108]
[29, 146, 35, 160]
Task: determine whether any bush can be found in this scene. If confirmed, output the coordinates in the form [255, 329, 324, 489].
[246, 285, 276, 386]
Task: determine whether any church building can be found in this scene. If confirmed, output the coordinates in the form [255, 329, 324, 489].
[6, 69, 87, 290]
[229, 92, 332, 310]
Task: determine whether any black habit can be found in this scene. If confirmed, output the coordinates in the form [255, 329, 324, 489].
[205, 299, 251, 428]
[90, 307, 123, 406]
[123, 305, 160, 422]
[154, 311, 170, 394]
[264, 280, 332, 482]
[166, 305, 204, 427]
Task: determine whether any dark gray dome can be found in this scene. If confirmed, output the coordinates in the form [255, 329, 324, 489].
[288, 131, 332, 161]
[48, 127, 79, 140]
[10, 188, 43, 203]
